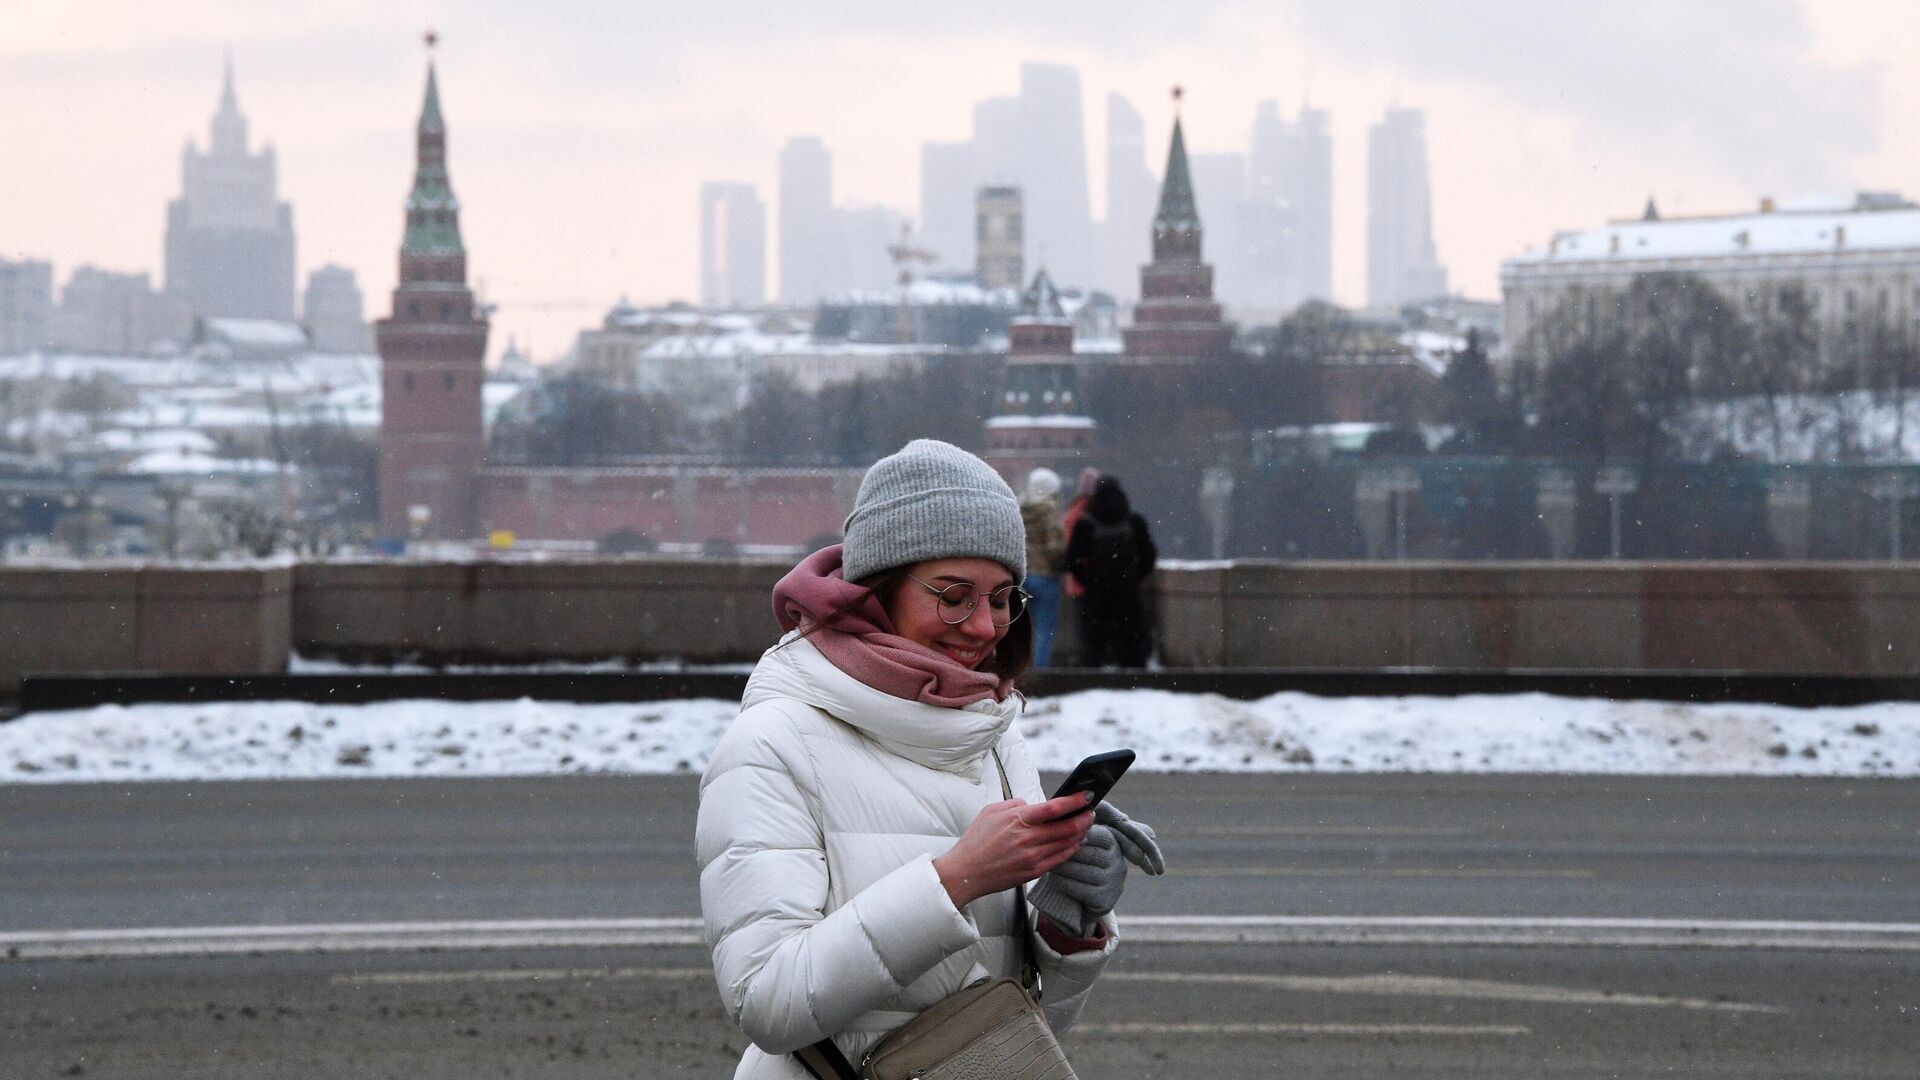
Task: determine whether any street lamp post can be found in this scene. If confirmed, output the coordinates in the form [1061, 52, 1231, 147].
[1594, 466, 1639, 560]
[1866, 472, 1919, 560]
[1385, 467, 1422, 561]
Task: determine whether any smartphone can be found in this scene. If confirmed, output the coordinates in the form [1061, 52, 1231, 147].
[1049, 749, 1135, 811]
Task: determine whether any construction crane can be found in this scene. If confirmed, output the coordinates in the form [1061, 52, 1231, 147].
[886, 223, 938, 344]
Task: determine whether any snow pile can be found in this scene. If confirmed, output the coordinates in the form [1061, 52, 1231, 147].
[2, 690, 1915, 784]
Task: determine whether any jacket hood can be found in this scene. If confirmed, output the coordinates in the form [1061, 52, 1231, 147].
[742, 630, 1020, 774]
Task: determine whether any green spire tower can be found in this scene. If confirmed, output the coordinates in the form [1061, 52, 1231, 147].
[402, 61, 464, 256]
[377, 36, 490, 543]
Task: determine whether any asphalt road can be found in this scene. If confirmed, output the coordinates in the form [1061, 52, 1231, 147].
[4, 773, 1918, 1077]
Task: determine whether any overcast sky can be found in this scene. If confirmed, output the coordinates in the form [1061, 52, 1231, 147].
[4, 0, 1915, 360]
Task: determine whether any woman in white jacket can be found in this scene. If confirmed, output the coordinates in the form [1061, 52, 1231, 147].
[698, 439, 1158, 1078]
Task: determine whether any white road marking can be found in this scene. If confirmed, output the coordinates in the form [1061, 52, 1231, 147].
[1180, 866, 1594, 879]
[7, 915, 1920, 961]
[1179, 825, 1469, 837]
[1100, 971, 1782, 1013]
[1070, 1022, 1530, 1038]
[330, 966, 1779, 1014]
[334, 966, 712, 986]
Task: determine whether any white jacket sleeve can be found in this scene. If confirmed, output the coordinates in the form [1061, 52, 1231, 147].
[697, 702, 982, 1055]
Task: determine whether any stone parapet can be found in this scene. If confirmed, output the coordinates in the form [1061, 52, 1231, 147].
[6, 560, 1920, 697]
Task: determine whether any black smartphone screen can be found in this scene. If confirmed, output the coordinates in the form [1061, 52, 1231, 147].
[1050, 749, 1135, 810]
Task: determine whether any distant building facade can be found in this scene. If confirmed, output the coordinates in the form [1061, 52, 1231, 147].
[163, 55, 297, 322]
[49, 267, 191, 355]
[303, 265, 371, 353]
[1501, 193, 1920, 373]
[1366, 108, 1448, 311]
[0, 258, 53, 354]
[1121, 102, 1234, 365]
[976, 186, 1025, 289]
[1252, 100, 1333, 308]
[920, 140, 977, 275]
[919, 63, 1096, 290]
[699, 182, 767, 308]
[376, 58, 490, 541]
[835, 204, 905, 293]
[778, 136, 836, 304]
[1099, 93, 1156, 301]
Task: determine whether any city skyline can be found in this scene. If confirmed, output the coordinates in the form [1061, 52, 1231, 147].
[3, 2, 1913, 358]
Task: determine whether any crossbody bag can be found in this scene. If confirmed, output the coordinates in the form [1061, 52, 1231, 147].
[792, 749, 1077, 1080]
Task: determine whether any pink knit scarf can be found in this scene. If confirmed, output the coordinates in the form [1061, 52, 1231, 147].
[772, 546, 1012, 708]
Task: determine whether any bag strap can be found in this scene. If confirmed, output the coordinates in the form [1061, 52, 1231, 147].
[990, 748, 1042, 997]
[793, 1038, 859, 1080]
[795, 746, 1039, 1077]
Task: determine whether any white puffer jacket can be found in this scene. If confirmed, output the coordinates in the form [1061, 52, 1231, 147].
[697, 630, 1118, 1078]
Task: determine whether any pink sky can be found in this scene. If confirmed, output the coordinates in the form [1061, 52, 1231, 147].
[5, 1, 1917, 361]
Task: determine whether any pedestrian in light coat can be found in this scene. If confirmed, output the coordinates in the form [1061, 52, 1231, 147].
[697, 439, 1164, 1078]
[1020, 467, 1067, 668]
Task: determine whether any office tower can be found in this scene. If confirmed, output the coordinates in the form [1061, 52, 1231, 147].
[976, 186, 1024, 289]
[778, 136, 835, 304]
[303, 265, 370, 353]
[1285, 107, 1334, 304]
[1101, 92, 1156, 299]
[970, 96, 1022, 187]
[1367, 107, 1449, 310]
[377, 56, 489, 541]
[163, 53, 297, 321]
[1015, 63, 1094, 287]
[835, 204, 904, 293]
[0, 258, 53, 354]
[919, 140, 976, 273]
[699, 181, 767, 307]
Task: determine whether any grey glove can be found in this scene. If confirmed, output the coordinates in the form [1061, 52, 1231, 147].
[1029, 824, 1126, 938]
[1096, 800, 1166, 876]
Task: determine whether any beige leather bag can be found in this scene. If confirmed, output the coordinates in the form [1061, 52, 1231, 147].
[793, 751, 1077, 1080]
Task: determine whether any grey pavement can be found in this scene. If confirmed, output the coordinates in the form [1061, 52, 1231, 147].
[3, 773, 1918, 1077]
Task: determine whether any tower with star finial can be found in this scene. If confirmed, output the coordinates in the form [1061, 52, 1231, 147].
[376, 32, 490, 543]
[1121, 85, 1233, 365]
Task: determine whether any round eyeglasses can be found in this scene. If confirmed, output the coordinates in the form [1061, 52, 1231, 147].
[904, 573, 1031, 627]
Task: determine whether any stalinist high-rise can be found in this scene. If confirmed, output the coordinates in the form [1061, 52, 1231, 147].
[163, 53, 297, 322]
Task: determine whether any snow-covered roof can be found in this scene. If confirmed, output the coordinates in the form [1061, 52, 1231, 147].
[984, 414, 1097, 429]
[832, 280, 1019, 307]
[1398, 330, 1466, 377]
[1508, 202, 1920, 268]
[200, 318, 310, 347]
[125, 450, 290, 476]
[639, 332, 918, 361]
[92, 428, 219, 455]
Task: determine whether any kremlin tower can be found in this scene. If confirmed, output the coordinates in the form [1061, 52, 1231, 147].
[1121, 88, 1234, 364]
[376, 41, 490, 542]
[983, 266, 1096, 482]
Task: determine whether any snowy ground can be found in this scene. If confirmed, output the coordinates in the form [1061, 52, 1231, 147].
[3, 690, 1916, 784]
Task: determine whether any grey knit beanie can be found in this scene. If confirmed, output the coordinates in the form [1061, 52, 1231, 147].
[842, 439, 1027, 583]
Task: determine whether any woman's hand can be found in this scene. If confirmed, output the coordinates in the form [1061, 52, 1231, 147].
[934, 793, 1095, 910]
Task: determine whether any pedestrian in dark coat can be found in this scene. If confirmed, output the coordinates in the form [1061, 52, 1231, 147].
[1062, 475, 1157, 668]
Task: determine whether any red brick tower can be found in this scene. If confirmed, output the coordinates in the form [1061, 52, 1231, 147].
[376, 46, 489, 542]
[984, 268, 1096, 482]
[1122, 88, 1234, 364]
